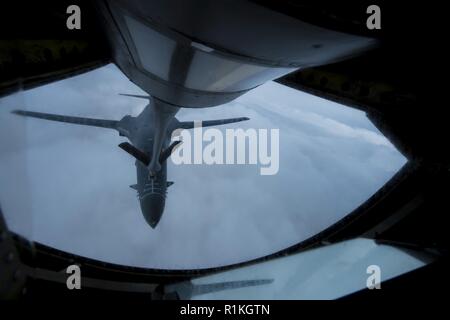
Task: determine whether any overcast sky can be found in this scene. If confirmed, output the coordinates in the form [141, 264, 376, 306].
[0, 64, 406, 269]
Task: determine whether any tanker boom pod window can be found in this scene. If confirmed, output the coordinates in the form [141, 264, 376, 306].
[123, 16, 297, 92]
[184, 50, 296, 92]
[124, 15, 176, 81]
[0, 64, 407, 269]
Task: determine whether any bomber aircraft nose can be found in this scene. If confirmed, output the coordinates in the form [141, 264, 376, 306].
[140, 193, 165, 228]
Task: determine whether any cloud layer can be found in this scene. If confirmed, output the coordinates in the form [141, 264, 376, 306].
[0, 64, 406, 269]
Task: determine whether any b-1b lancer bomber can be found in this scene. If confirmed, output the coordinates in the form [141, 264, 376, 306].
[12, 95, 249, 228]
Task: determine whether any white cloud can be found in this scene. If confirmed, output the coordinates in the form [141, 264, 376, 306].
[0, 64, 407, 269]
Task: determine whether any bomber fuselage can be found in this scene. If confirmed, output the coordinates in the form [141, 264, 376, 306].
[120, 100, 177, 228]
